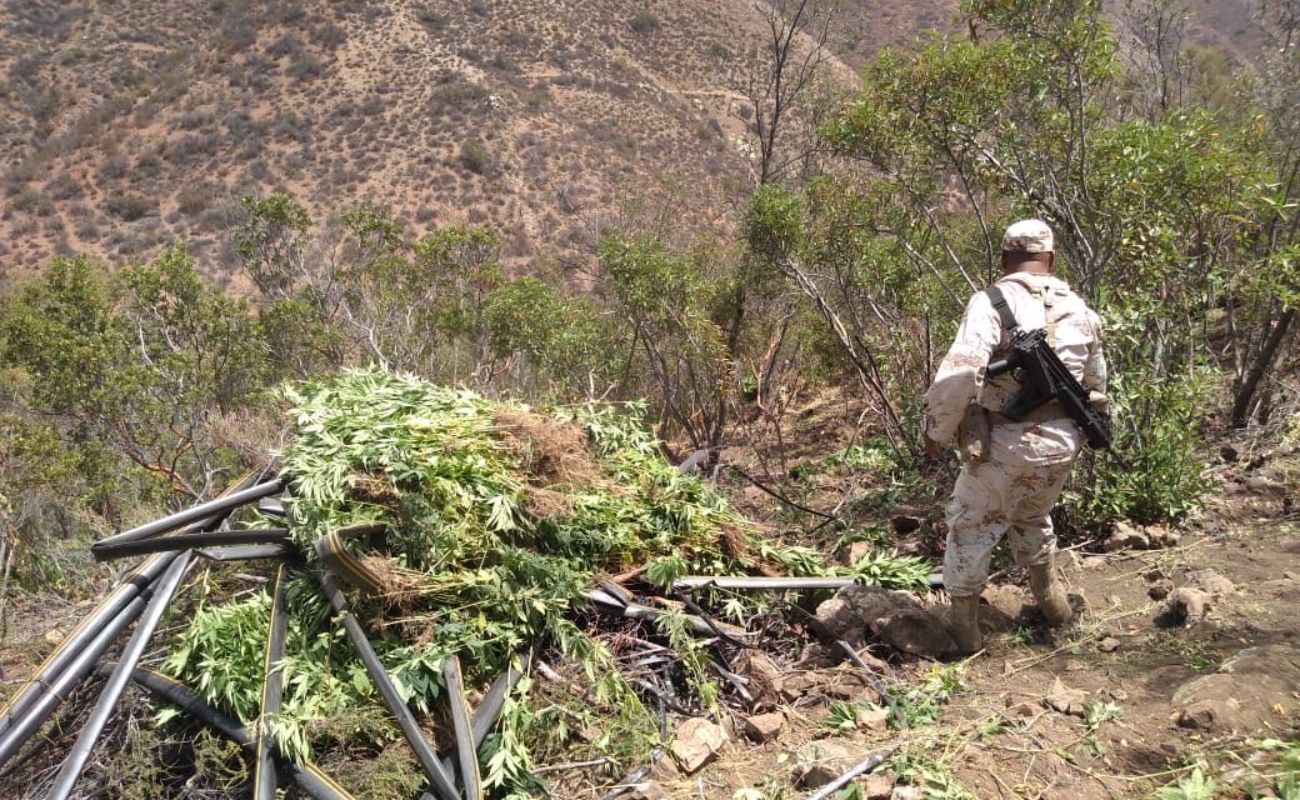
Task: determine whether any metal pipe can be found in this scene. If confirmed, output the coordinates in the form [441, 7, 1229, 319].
[195, 543, 296, 562]
[44, 553, 194, 800]
[444, 656, 483, 800]
[119, 668, 357, 800]
[92, 528, 290, 562]
[315, 568, 461, 800]
[673, 574, 945, 591]
[0, 552, 176, 738]
[0, 592, 151, 768]
[253, 565, 291, 800]
[802, 746, 897, 800]
[92, 475, 287, 548]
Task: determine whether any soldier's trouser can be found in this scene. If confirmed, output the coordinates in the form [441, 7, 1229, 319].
[943, 456, 1075, 598]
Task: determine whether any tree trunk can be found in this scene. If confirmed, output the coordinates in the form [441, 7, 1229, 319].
[1230, 308, 1295, 428]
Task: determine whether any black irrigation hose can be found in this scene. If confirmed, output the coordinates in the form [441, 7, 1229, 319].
[443, 656, 483, 800]
[315, 567, 462, 800]
[92, 528, 291, 562]
[44, 552, 194, 800]
[0, 551, 178, 739]
[118, 668, 358, 800]
[92, 474, 286, 549]
[0, 592, 151, 769]
[253, 565, 291, 800]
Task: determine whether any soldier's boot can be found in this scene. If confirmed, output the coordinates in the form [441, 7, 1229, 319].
[947, 595, 983, 655]
[1028, 562, 1074, 627]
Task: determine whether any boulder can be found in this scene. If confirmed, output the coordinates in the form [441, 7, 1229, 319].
[737, 652, 783, 710]
[813, 585, 926, 644]
[1173, 645, 1300, 733]
[671, 718, 728, 774]
[879, 608, 957, 659]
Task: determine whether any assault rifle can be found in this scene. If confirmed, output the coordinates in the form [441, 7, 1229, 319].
[986, 327, 1112, 450]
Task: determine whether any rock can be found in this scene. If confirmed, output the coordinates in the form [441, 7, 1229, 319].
[649, 754, 679, 781]
[890, 515, 923, 535]
[1098, 637, 1121, 653]
[845, 540, 874, 566]
[1167, 587, 1211, 626]
[891, 788, 925, 800]
[1246, 475, 1287, 494]
[1147, 526, 1182, 548]
[794, 741, 855, 789]
[44, 629, 65, 646]
[1105, 521, 1150, 552]
[825, 674, 873, 702]
[738, 652, 783, 710]
[1173, 645, 1300, 733]
[879, 608, 957, 659]
[671, 718, 727, 774]
[1044, 677, 1087, 717]
[776, 671, 823, 702]
[1148, 580, 1173, 601]
[1176, 699, 1240, 731]
[744, 712, 785, 743]
[980, 584, 1026, 629]
[1186, 569, 1236, 596]
[855, 705, 890, 732]
[813, 585, 926, 644]
[626, 782, 668, 800]
[796, 641, 840, 670]
[861, 771, 896, 799]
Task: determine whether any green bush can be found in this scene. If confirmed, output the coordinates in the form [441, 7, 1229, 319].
[1064, 368, 1213, 530]
[629, 10, 659, 34]
[104, 192, 155, 221]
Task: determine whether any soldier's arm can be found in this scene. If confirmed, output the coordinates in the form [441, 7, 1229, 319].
[924, 292, 1001, 445]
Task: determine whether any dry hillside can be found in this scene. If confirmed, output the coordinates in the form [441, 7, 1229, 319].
[0, 0, 1263, 280]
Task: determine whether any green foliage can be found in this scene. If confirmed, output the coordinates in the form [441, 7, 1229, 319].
[891, 663, 967, 728]
[890, 749, 977, 800]
[1155, 766, 1217, 800]
[1081, 700, 1124, 731]
[168, 366, 791, 792]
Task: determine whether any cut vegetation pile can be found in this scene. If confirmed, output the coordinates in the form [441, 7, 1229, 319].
[0, 367, 935, 800]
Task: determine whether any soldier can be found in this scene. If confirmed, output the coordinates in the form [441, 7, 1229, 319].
[923, 219, 1107, 654]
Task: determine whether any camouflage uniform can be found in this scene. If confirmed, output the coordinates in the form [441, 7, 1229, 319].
[925, 272, 1106, 598]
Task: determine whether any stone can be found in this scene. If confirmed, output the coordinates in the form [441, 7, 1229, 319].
[1098, 637, 1121, 653]
[649, 755, 679, 781]
[738, 652, 783, 710]
[1044, 677, 1087, 717]
[1105, 521, 1150, 552]
[1173, 645, 1300, 733]
[862, 771, 896, 800]
[1148, 580, 1173, 601]
[671, 718, 728, 774]
[1147, 526, 1182, 548]
[1176, 698, 1241, 731]
[1246, 475, 1287, 494]
[744, 712, 785, 743]
[1187, 569, 1236, 596]
[795, 641, 840, 670]
[1167, 587, 1211, 626]
[846, 540, 874, 566]
[794, 741, 855, 789]
[980, 584, 1026, 628]
[44, 629, 65, 646]
[891, 788, 925, 800]
[879, 608, 957, 659]
[855, 705, 890, 732]
[813, 585, 926, 644]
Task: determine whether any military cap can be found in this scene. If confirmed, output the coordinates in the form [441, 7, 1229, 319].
[1002, 219, 1054, 253]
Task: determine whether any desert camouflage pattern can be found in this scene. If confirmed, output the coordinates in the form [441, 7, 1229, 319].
[1001, 218, 1054, 253]
[925, 272, 1106, 597]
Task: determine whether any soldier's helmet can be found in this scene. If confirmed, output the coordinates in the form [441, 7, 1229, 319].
[1002, 219, 1054, 253]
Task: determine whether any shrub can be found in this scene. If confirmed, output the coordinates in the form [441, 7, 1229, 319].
[104, 193, 155, 221]
[630, 10, 659, 34]
[459, 139, 492, 174]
